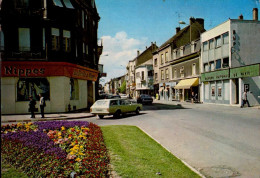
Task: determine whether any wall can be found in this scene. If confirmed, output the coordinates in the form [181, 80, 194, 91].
[231, 20, 260, 67]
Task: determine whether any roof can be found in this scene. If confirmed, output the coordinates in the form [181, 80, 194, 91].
[135, 44, 158, 67]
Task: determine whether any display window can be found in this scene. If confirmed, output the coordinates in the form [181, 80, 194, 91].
[17, 78, 50, 101]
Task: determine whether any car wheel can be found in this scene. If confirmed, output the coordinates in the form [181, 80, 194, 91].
[113, 110, 121, 118]
[98, 115, 104, 119]
[136, 107, 140, 115]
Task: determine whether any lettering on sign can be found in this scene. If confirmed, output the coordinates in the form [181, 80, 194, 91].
[4, 66, 45, 77]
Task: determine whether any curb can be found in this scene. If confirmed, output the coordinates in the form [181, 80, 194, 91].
[140, 128, 205, 178]
[1, 114, 96, 123]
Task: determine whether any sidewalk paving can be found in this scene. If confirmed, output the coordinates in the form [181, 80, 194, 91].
[1, 112, 95, 123]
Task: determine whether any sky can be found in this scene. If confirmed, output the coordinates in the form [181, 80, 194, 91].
[95, 0, 260, 85]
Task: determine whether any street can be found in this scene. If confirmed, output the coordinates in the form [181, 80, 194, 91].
[80, 101, 260, 178]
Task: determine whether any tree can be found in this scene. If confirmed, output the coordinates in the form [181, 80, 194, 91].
[119, 81, 126, 94]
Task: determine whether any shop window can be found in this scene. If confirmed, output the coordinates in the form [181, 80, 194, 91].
[63, 30, 71, 52]
[216, 59, 221, 69]
[223, 32, 229, 44]
[19, 28, 30, 51]
[42, 28, 45, 50]
[17, 78, 50, 101]
[218, 87, 222, 97]
[70, 78, 79, 100]
[51, 28, 60, 50]
[211, 86, 215, 96]
[222, 57, 229, 68]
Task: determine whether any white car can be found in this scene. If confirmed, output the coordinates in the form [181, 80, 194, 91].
[90, 99, 143, 119]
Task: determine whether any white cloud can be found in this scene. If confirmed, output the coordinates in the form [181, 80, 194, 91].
[99, 31, 147, 85]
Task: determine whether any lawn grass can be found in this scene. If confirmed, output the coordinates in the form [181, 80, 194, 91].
[1, 161, 28, 178]
[101, 125, 200, 178]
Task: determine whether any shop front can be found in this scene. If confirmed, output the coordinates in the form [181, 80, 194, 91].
[1, 61, 99, 114]
[174, 78, 199, 102]
[201, 64, 260, 106]
[159, 82, 176, 101]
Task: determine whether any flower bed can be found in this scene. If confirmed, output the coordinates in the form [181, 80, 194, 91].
[1, 121, 109, 177]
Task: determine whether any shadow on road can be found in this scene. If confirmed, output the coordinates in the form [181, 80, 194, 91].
[142, 103, 186, 111]
[99, 113, 146, 120]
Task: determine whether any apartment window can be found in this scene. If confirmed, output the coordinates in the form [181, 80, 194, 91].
[165, 69, 169, 79]
[42, 28, 45, 50]
[155, 73, 158, 80]
[174, 68, 177, 79]
[216, 59, 221, 69]
[218, 87, 222, 97]
[215, 36, 221, 47]
[172, 50, 177, 59]
[209, 39, 214, 49]
[180, 66, 184, 78]
[63, 30, 71, 52]
[192, 63, 196, 76]
[223, 32, 229, 44]
[165, 52, 169, 62]
[0, 29, 4, 51]
[83, 43, 85, 54]
[204, 63, 209, 72]
[51, 28, 60, 50]
[161, 70, 164, 80]
[19, 28, 30, 51]
[82, 11, 85, 28]
[136, 72, 140, 78]
[161, 54, 164, 64]
[209, 61, 215, 71]
[154, 58, 157, 66]
[141, 71, 144, 80]
[203, 41, 208, 51]
[17, 0, 29, 7]
[222, 57, 229, 68]
[148, 70, 153, 77]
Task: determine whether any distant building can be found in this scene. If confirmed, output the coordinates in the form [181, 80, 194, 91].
[126, 58, 137, 98]
[1, 0, 102, 114]
[200, 8, 260, 106]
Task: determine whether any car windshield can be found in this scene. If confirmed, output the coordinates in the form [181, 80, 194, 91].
[94, 100, 109, 106]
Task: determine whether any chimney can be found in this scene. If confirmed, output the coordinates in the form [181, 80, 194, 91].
[189, 17, 195, 25]
[176, 27, 181, 34]
[137, 50, 140, 56]
[253, 8, 258, 21]
[238, 14, 243, 20]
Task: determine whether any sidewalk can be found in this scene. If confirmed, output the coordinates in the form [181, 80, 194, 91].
[1, 112, 95, 124]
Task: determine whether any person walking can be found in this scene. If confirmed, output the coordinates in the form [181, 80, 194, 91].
[241, 90, 250, 108]
[39, 93, 46, 118]
[29, 96, 36, 118]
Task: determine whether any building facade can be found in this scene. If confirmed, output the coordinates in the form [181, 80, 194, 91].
[200, 9, 260, 106]
[1, 0, 102, 114]
[155, 18, 205, 101]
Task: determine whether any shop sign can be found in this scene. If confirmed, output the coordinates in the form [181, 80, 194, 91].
[1, 61, 99, 81]
[201, 69, 229, 82]
[230, 64, 260, 79]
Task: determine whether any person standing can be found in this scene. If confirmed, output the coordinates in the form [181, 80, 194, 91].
[241, 90, 250, 108]
[39, 93, 46, 118]
[29, 96, 36, 118]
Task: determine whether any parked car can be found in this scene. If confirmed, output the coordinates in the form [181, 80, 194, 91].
[119, 93, 128, 99]
[90, 99, 142, 119]
[137, 94, 153, 104]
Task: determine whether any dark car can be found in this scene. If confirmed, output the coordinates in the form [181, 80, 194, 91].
[137, 94, 153, 104]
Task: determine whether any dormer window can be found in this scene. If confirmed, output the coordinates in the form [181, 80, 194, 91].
[53, 0, 63, 7]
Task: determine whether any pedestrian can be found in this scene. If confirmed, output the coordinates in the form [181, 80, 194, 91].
[29, 96, 36, 118]
[39, 93, 46, 118]
[241, 90, 250, 108]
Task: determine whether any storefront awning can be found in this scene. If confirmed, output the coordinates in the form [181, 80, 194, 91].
[174, 78, 199, 89]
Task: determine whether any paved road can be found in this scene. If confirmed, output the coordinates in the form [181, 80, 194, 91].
[79, 101, 260, 178]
